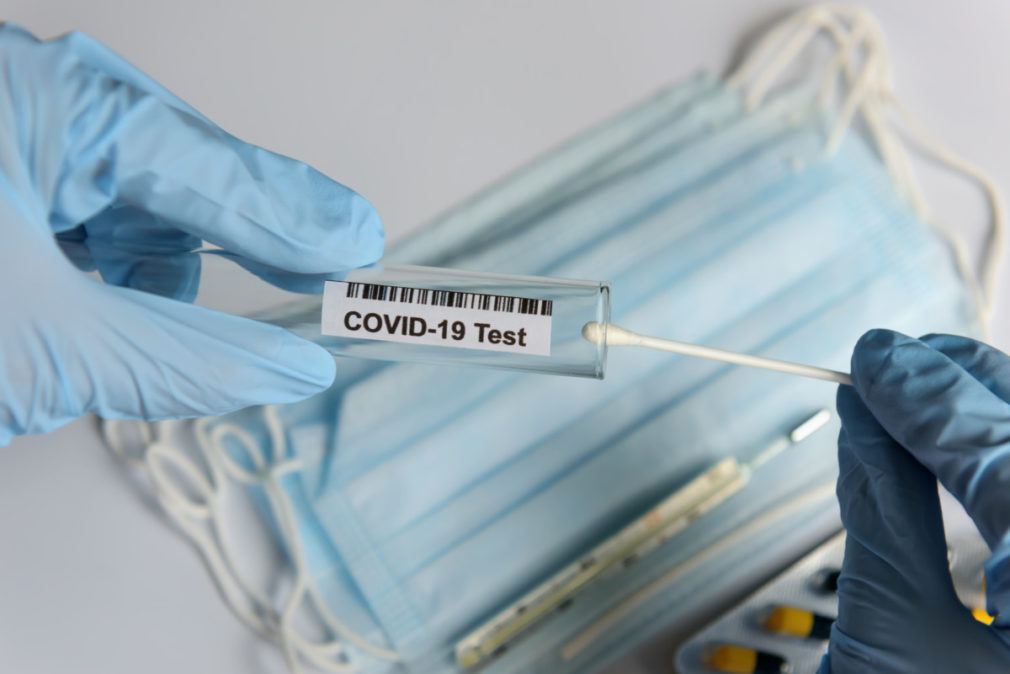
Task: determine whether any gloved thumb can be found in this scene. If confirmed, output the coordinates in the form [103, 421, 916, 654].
[851, 329, 1010, 627]
[820, 346, 1010, 672]
[0, 273, 335, 444]
[825, 384, 970, 670]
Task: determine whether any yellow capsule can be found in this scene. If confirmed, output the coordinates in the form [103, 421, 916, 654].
[704, 644, 790, 673]
[972, 606, 995, 625]
[762, 605, 834, 639]
[970, 573, 995, 624]
[763, 606, 814, 637]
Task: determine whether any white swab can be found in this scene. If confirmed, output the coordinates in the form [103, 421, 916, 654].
[582, 322, 852, 386]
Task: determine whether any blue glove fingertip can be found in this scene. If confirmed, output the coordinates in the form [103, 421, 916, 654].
[850, 328, 917, 392]
[835, 383, 871, 430]
[274, 335, 338, 395]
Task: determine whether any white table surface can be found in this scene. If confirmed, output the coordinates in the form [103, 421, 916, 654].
[3, 2, 1010, 673]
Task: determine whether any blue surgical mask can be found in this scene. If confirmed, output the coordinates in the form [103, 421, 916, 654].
[106, 8, 999, 673]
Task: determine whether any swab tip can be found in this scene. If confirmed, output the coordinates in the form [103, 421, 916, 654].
[582, 321, 606, 345]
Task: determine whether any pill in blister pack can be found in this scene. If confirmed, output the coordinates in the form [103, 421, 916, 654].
[761, 606, 833, 640]
[703, 644, 791, 673]
[676, 486, 993, 673]
[674, 533, 845, 673]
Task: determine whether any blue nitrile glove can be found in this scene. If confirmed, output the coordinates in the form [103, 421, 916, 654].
[0, 24, 384, 445]
[819, 329, 1010, 673]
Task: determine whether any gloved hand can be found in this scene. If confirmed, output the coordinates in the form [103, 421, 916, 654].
[819, 329, 1010, 672]
[0, 24, 384, 445]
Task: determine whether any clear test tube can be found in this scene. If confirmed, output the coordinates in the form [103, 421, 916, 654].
[250, 264, 611, 379]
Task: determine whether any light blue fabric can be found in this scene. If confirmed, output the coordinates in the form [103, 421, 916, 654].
[198, 74, 979, 672]
[0, 24, 384, 444]
[818, 330, 1010, 673]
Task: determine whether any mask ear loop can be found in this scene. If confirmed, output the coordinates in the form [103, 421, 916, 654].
[833, 10, 1003, 332]
[104, 415, 401, 673]
[883, 95, 1007, 317]
[103, 417, 153, 467]
[105, 419, 278, 637]
[199, 408, 402, 672]
[143, 437, 281, 640]
[811, 12, 994, 333]
[726, 7, 823, 91]
[728, 3, 1004, 337]
[257, 406, 403, 664]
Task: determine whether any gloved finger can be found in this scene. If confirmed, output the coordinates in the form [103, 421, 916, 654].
[920, 333, 1010, 401]
[850, 329, 1010, 549]
[918, 333, 1010, 629]
[0, 277, 336, 444]
[66, 82, 383, 274]
[851, 329, 1010, 624]
[825, 386, 1010, 670]
[55, 226, 97, 272]
[90, 244, 202, 302]
[5, 24, 384, 274]
[53, 208, 203, 300]
[84, 204, 203, 301]
[216, 251, 333, 294]
[58, 28, 206, 119]
[833, 386, 959, 634]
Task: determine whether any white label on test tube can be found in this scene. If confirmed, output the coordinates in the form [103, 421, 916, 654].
[321, 281, 553, 356]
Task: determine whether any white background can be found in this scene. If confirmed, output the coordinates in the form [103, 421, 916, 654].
[3, 2, 1010, 673]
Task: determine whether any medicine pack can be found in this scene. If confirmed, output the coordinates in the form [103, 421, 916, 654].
[675, 486, 992, 674]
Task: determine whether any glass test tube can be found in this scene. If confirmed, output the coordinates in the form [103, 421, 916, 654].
[61, 241, 610, 379]
[252, 265, 611, 379]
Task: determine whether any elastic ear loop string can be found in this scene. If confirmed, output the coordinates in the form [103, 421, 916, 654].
[732, 4, 1003, 336]
[110, 417, 372, 673]
[816, 6, 874, 106]
[104, 420, 280, 639]
[202, 414, 367, 670]
[732, 9, 918, 217]
[727, 4, 864, 99]
[208, 408, 402, 666]
[885, 95, 1007, 317]
[726, 7, 824, 90]
[823, 9, 1000, 330]
[205, 423, 350, 674]
[199, 423, 291, 630]
[734, 9, 838, 109]
[103, 418, 152, 468]
[106, 414, 402, 672]
[731, 6, 909, 196]
[812, 11, 985, 331]
[257, 408, 349, 673]
[187, 423, 328, 674]
[815, 15, 918, 203]
[836, 10, 1003, 329]
[257, 406, 403, 663]
[144, 439, 281, 640]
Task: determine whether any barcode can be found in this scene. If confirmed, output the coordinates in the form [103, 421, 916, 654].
[345, 282, 554, 317]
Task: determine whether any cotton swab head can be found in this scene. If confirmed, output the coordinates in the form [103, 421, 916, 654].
[582, 321, 641, 346]
[581, 321, 606, 345]
[581, 321, 851, 385]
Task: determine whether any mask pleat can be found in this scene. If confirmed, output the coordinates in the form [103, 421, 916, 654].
[448, 88, 815, 276]
[388, 72, 720, 267]
[205, 75, 978, 661]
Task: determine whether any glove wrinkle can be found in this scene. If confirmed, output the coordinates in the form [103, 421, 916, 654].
[826, 329, 1010, 672]
[0, 24, 380, 445]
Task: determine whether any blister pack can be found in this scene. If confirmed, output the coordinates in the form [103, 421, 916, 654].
[674, 487, 992, 674]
